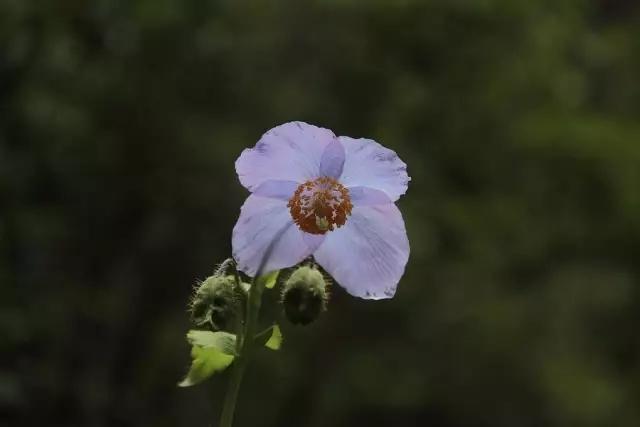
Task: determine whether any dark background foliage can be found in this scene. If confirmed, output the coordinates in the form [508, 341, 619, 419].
[2, 1, 639, 426]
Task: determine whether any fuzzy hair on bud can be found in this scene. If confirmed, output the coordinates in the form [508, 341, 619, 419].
[189, 275, 247, 331]
[281, 265, 329, 325]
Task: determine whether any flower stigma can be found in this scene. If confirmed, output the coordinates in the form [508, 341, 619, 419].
[288, 177, 353, 235]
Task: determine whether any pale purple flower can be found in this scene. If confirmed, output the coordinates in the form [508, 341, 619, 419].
[232, 122, 410, 299]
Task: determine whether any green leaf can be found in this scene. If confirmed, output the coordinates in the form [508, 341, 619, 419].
[265, 324, 283, 350]
[240, 282, 251, 293]
[178, 330, 238, 387]
[178, 345, 234, 387]
[260, 269, 280, 289]
[186, 330, 237, 355]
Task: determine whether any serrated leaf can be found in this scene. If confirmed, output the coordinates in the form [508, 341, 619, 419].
[260, 269, 280, 289]
[178, 345, 234, 387]
[186, 330, 237, 355]
[265, 324, 283, 350]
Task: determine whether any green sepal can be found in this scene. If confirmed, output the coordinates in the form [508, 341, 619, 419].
[264, 324, 283, 351]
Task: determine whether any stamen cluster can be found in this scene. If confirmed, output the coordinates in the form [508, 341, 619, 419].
[287, 177, 353, 235]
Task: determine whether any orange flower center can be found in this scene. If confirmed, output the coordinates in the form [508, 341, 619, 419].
[288, 177, 353, 235]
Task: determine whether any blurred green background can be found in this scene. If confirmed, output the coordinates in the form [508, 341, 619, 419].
[2, 1, 640, 426]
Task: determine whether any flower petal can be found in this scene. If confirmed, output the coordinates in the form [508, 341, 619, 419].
[319, 140, 345, 178]
[232, 195, 315, 276]
[253, 180, 299, 200]
[302, 232, 325, 252]
[313, 203, 409, 299]
[338, 136, 410, 202]
[348, 186, 392, 206]
[236, 122, 336, 191]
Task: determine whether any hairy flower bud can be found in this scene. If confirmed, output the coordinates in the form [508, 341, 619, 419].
[189, 275, 247, 331]
[281, 266, 328, 325]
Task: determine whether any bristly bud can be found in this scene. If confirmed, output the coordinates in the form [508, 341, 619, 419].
[189, 275, 247, 331]
[281, 265, 329, 325]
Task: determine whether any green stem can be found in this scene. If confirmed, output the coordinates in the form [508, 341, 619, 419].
[218, 274, 266, 427]
[218, 355, 247, 427]
[217, 224, 287, 427]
